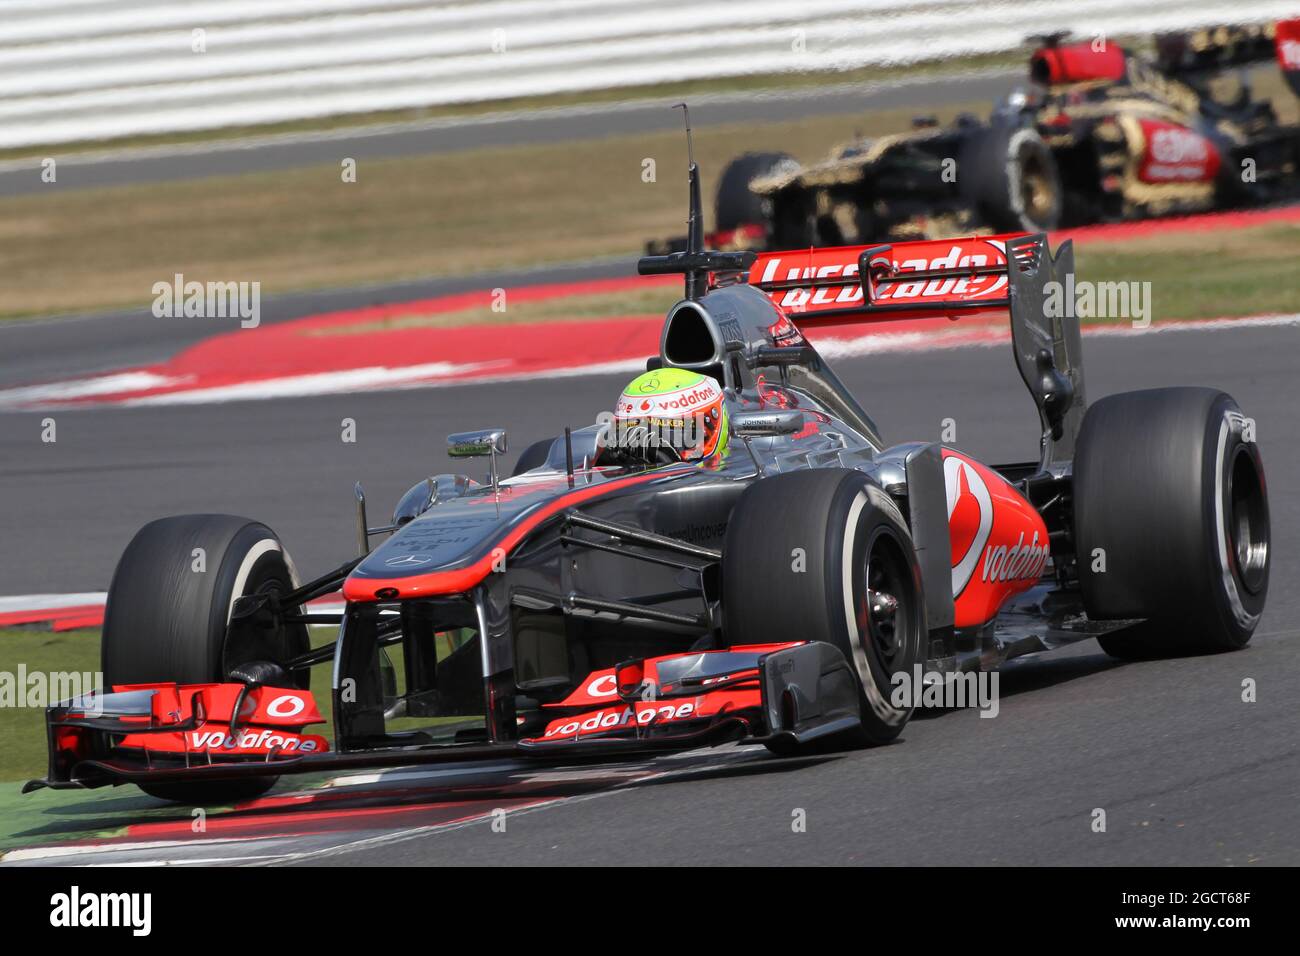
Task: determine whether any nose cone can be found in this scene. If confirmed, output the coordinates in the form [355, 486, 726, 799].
[343, 506, 514, 601]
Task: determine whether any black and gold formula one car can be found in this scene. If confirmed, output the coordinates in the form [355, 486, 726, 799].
[650, 19, 1300, 255]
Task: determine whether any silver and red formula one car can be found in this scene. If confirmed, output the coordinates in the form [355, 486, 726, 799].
[29, 156, 1270, 803]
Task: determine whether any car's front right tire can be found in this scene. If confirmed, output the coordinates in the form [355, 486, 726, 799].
[722, 468, 925, 752]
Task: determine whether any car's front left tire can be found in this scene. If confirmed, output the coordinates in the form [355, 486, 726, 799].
[102, 514, 309, 802]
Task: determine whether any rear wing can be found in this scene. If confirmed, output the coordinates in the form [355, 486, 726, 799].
[743, 234, 1032, 321]
[732, 233, 1087, 468]
[1153, 20, 1296, 79]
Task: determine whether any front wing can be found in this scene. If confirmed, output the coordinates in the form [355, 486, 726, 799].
[26, 641, 861, 792]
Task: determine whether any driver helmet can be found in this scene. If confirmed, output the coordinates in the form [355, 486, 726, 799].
[610, 368, 728, 462]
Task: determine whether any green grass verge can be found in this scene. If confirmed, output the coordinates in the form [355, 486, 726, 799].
[0, 629, 99, 786]
[0, 628, 142, 852]
[0, 100, 991, 320]
[311, 283, 682, 335]
[1074, 222, 1300, 323]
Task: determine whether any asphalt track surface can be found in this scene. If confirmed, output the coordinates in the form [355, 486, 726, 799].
[2, 320, 1297, 866]
[0, 70, 1018, 198]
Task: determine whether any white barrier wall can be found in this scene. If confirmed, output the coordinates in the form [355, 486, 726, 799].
[0, 0, 1291, 148]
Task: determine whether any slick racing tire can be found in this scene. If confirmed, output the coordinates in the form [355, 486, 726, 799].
[962, 125, 1062, 233]
[722, 468, 925, 753]
[1072, 388, 1269, 659]
[102, 515, 309, 803]
[714, 152, 797, 233]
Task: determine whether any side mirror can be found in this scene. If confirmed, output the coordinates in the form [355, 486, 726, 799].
[448, 428, 507, 494]
[447, 428, 508, 459]
[731, 410, 803, 438]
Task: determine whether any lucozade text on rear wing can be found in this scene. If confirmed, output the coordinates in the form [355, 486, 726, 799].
[729, 232, 1047, 322]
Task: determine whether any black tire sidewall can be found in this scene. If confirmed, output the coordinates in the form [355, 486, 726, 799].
[1075, 389, 1268, 653]
[102, 515, 307, 804]
[103, 516, 306, 687]
[714, 152, 796, 232]
[821, 477, 923, 739]
[1005, 128, 1063, 232]
[963, 125, 1062, 233]
[722, 469, 924, 744]
[1198, 396, 1269, 646]
[216, 526, 310, 686]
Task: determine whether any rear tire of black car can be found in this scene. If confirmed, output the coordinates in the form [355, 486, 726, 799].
[963, 125, 1062, 233]
[102, 514, 310, 803]
[1072, 388, 1269, 659]
[722, 469, 925, 753]
[714, 152, 797, 233]
[511, 437, 554, 477]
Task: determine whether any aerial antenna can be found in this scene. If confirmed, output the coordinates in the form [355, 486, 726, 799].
[676, 102, 694, 167]
[675, 103, 706, 295]
[636, 103, 756, 298]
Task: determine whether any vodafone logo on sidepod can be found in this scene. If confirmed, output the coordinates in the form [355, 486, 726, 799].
[944, 455, 993, 597]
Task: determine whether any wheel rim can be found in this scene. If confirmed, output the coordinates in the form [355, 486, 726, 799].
[1227, 445, 1268, 595]
[222, 568, 307, 687]
[1019, 149, 1057, 226]
[861, 528, 916, 675]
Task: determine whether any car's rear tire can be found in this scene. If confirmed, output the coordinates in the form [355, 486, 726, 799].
[1072, 388, 1269, 659]
[103, 514, 309, 803]
[714, 152, 797, 233]
[722, 469, 925, 753]
[963, 125, 1062, 233]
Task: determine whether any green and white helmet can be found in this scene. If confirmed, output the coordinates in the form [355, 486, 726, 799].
[611, 368, 729, 461]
